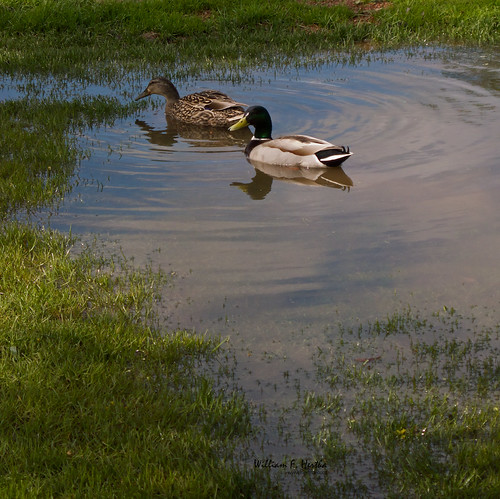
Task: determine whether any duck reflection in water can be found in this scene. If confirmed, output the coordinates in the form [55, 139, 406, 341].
[231, 159, 353, 200]
[135, 116, 252, 149]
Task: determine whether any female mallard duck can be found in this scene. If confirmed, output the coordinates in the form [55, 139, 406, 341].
[135, 77, 246, 127]
[229, 106, 352, 168]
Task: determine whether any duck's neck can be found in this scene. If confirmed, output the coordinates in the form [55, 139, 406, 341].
[160, 81, 181, 103]
[252, 122, 272, 140]
[247, 118, 272, 156]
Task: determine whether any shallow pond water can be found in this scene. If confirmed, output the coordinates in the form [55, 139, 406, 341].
[39, 47, 499, 485]
[52, 47, 499, 331]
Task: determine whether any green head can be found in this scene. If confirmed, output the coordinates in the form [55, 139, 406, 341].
[229, 106, 272, 139]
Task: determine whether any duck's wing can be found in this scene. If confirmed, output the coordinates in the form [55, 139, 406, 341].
[271, 135, 333, 155]
[205, 98, 247, 110]
[182, 90, 246, 111]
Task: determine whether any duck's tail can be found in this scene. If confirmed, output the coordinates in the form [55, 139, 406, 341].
[316, 146, 353, 167]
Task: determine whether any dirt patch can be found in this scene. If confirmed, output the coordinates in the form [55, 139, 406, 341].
[298, 1, 392, 47]
[302, 0, 392, 23]
[197, 10, 212, 21]
[303, 0, 391, 12]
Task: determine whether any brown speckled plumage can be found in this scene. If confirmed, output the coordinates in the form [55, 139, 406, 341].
[135, 77, 246, 127]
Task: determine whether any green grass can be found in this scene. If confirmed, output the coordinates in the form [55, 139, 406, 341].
[0, 223, 271, 497]
[0, 0, 498, 80]
[378, 0, 500, 46]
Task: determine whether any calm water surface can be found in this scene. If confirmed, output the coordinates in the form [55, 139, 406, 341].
[54, 49, 499, 329]
[47, 47, 499, 477]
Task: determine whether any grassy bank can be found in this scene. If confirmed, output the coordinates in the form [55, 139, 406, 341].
[0, 0, 498, 80]
[0, 223, 270, 497]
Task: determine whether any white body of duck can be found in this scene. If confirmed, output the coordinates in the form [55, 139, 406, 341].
[229, 106, 352, 168]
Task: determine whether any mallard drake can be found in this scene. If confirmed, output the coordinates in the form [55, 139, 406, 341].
[229, 106, 352, 168]
[135, 77, 246, 127]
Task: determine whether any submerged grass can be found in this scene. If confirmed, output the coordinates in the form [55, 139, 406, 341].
[0, 223, 271, 497]
[294, 308, 500, 497]
[0, 96, 136, 217]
